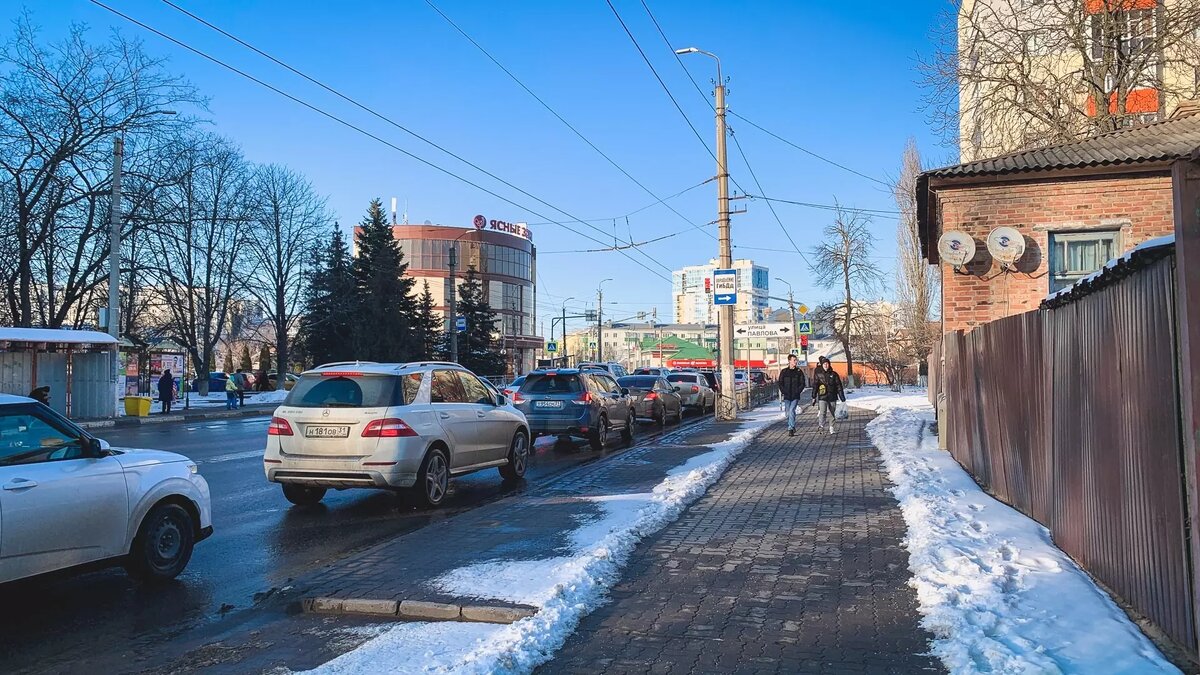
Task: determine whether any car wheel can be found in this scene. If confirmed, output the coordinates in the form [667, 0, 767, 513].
[282, 483, 326, 506]
[499, 431, 529, 481]
[416, 447, 450, 507]
[655, 405, 666, 426]
[124, 502, 196, 582]
[620, 415, 635, 445]
[588, 416, 610, 451]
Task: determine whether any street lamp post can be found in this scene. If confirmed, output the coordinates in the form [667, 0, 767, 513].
[676, 47, 734, 418]
[447, 229, 474, 363]
[597, 279, 613, 362]
[561, 296, 575, 367]
[776, 277, 799, 355]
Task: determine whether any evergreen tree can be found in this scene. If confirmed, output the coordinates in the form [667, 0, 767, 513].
[298, 226, 357, 366]
[222, 351, 234, 374]
[258, 344, 272, 371]
[415, 280, 444, 359]
[351, 198, 418, 361]
[456, 267, 505, 376]
[238, 344, 253, 372]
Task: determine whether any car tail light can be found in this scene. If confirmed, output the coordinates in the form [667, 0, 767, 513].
[267, 417, 293, 436]
[511, 390, 524, 403]
[321, 371, 364, 377]
[570, 390, 593, 405]
[362, 418, 418, 438]
[691, 385, 699, 393]
[645, 392, 659, 401]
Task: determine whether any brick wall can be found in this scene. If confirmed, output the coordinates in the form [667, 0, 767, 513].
[936, 174, 1175, 333]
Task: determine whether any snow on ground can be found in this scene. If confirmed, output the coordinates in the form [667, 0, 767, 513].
[308, 408, 784, 675]
[121, 389, 289, 414]
[853, 389, 1179, 674]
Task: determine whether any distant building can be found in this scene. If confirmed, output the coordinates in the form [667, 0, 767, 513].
[672, 259, 769, 324]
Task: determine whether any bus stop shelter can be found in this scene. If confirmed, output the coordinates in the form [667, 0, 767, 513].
[0, 327, 117, 419]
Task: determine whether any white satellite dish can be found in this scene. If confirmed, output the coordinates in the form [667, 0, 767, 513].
[937, 231, 976, 269]
[987, 227, 1026, 268]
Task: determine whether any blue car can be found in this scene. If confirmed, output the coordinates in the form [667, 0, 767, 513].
[513, 369, 635, 450]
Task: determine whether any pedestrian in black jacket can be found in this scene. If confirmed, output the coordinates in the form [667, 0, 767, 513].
[158, 370, 175, 414]
[811, 356, 845, 434]
[778, 354, 807, 436]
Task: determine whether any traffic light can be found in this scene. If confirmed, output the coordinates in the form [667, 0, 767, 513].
[800, 334, 809, 348]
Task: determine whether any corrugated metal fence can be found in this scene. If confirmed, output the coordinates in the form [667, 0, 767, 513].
[941, 253, 1196, 656]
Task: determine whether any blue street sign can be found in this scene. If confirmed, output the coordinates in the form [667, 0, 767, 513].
[712, 268, 737, 306]
[546, 341, 558, 353]
[798, 320, 813, 335]
[455, 316, 467, 332]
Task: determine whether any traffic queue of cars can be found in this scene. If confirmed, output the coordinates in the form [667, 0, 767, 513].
[0, 360, 723, 589]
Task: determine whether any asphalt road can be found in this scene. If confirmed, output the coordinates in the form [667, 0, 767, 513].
[0, 411, 702, 673]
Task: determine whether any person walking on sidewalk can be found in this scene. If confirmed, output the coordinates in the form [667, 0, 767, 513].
[812, 356, 845, 434]
[158, 370, 175, 414]
[778, 354, 807, 436]
[225, 373, 239, 410]
[234, 369, 249, 408]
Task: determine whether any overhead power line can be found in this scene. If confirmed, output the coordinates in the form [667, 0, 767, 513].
[641, 0, 714, 111]
[117, 0, 672, 279]
[743, 194, 900, 217]
[728, 110, 890, 187]
[423, 0, 715, 251]
[728, 126, 809, 265]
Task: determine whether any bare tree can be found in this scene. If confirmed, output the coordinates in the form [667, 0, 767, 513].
[893, 139, 940, 365]
[854, 306, 910, 391]
[0, 17, 197, 326]
[921, 0, 1200, 159]
[241, 165, 331, 387]
[808, 207, 884, 387]
[144, 133, 253, 394]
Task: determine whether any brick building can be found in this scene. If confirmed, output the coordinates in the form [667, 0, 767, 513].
[917, 102, 1200, 334]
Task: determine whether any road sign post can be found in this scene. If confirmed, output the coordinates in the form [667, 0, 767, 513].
[712, 268, 737, 306]
[455, 316, 467, 332]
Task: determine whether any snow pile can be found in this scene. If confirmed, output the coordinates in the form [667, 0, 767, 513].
[310, 408, 784, 675]
[854, 392, 1179, 674]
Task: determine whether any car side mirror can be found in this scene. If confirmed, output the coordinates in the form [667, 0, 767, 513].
[89, 437, 111, 457]
[620, 387, 630, 396]
[496, 394, 507, 406]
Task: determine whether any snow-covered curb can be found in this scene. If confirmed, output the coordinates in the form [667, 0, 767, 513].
[852, 393, 1179, 674]
[309, 408, 784, 674]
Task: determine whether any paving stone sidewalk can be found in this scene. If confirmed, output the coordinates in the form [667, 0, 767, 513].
[543, 409, 943, 675]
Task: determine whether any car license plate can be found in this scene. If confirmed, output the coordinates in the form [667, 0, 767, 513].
[534, 400, 564, 409]
[305, 425, 349, 438]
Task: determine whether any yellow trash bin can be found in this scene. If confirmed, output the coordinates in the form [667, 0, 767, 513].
[124, 396, 152, 417]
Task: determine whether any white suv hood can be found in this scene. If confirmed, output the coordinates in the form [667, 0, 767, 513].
[111, 447, 192, 468]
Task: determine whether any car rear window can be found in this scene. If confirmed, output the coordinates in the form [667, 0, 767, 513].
[521, 374, 582, 394]
[618, 376, 660, 389]
[285, 373, 415, 408]
[666, 374, 696, 383]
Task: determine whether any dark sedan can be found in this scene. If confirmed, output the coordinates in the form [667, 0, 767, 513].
[617, 375, 683, 426]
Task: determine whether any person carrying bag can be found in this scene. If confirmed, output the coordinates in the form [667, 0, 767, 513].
[811, 356, 846, 435]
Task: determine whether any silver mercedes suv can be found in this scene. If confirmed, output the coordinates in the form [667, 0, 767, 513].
[264, 362, 530, 507]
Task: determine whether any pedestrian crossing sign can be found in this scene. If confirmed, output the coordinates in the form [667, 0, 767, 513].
[797, 320, 813, 335]
[546, 341, 558, 353]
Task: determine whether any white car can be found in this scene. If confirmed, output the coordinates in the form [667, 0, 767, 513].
[0, 394, 212, 584]
[264, 361, 530, 508]
[666, 372, 716, 413]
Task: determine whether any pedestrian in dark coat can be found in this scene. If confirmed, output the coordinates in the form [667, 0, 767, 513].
[778, 354, 807, 436]
[158, 370, 175, 414]
[235, 369, 248, 408]
[811, 356, 845, 434]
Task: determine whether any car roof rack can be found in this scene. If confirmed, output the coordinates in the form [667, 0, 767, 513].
[404, 361, 466, 368]
[315, 360, 378, 369]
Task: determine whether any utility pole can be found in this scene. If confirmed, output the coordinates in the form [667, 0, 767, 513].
[561, 305, 568, 367]
[448, 244, 458, 362]
[597, 278, 612, 362]
[107, 135, 124, 417]
[776, 277, 799, 355]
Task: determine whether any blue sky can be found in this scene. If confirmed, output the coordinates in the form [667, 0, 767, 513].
[9, 1, 949, 333]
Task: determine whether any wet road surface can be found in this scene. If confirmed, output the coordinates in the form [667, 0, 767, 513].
[0, 412, 703, 673]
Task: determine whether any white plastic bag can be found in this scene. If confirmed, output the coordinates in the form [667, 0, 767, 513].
[835, 401, 849, 420]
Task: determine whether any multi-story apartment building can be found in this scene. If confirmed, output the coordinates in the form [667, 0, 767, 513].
[671, 259, 769, 325]
[957, 0, 1200, 162]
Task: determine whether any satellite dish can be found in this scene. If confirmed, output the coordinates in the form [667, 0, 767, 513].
[987, 227, 1026, 268]
[424, 219, 433, 225]
[937, 231, 976, 269]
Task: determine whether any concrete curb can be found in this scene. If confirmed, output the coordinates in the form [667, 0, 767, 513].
[75, 405, 274, 430]
[302, 596, 536, 625]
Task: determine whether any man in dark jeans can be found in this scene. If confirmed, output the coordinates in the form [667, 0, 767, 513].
[777, 354, 807, 436]
[235, 369, 248, 408]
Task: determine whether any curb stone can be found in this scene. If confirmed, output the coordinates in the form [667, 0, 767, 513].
[74, 405, 274, 430]
[303, 597, 536, 624]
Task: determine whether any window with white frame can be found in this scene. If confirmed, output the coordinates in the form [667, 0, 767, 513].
[1048, 230, 1121, 293]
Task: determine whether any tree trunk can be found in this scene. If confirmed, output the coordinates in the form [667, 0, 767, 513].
[842, 261, 854, 388]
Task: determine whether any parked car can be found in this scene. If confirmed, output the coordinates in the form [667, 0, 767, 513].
[617, 375, 683, 425]
[266, 372, 299, 391]
[191, 371, 230, 393]
[634, 366, 672, 377]
[698, 371, 721, 394]
[513, 369, 635, 450]
[577, 362, 629, 379]
[733, 372, 750, 391]
[749, 370, 769, 385]
[0, 394, 212, 584]
[666, 372, 716, 413]
[502, 375, 526, 399]
[264, 361, 530, 508]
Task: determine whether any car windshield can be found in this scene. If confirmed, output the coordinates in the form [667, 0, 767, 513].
[666, 374, 695, 383]
[521, 374, 582, 394]
[618, 376, 660, 389]
[284, 374, 412, 408]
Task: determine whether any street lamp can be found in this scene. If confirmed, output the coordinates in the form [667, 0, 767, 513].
[108, 110, 176, 416]
[677, 46, 733, 418]
[447, 228, 475, 363]
[596, 279, 613, 362]
[775, 277, 799, 355]
[560, 296, 575, 367]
